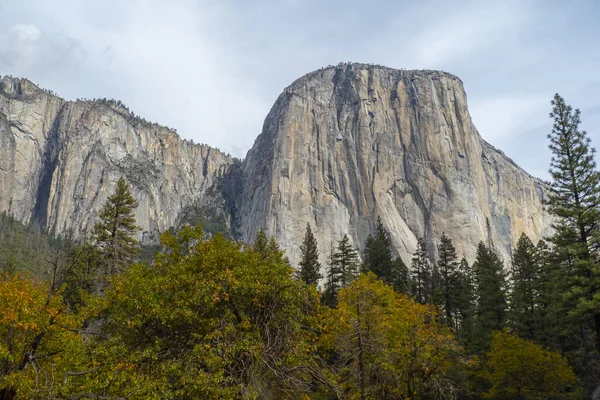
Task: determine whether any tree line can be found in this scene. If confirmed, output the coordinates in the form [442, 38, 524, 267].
[0, 93, 598, 399]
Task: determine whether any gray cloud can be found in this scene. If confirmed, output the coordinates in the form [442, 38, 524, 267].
[0, 0, 598, 179]
[0, 24, 85, 86]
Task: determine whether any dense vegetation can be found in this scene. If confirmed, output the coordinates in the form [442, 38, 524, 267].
[1, 94, 599, 399]
[0, 213, 63, 276]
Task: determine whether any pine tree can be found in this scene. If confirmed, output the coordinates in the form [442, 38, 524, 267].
[333, 234, 359, 287]
[472, 242, 507, 353]
[297, 223, 322, 285]
[391, 257, 410, 295]
[455, 257, 475, 343]
[92, 177, 140, 276]
[322, 235, 359, 307]
[253, 228, 269, 257]
[253, 229, 287, 264]
[321, 248, 340, 308]
[546, 93, 600, 349]
[410, 238, 432, 304]
[510, 233, 541, 341]
[362, 216, 393, 284]
[535, 239, 562, 349]
[436, 234, 461, 327]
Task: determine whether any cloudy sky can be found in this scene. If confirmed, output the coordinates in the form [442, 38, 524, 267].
[1, 0, 599, 179]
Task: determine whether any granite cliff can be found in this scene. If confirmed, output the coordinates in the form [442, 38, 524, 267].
[238, 63, 552, 266]
[0, 76, 235, 244]
[0, 63, 552, 269]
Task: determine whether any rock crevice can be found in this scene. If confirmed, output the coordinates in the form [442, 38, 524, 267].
[0, 64, 552, 271]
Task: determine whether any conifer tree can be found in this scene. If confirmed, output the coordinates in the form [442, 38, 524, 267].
[391, 256, 410, 295]
[546, 93, 600, 349]
[322, 235, 359, 307]
[297, 223, 322, 285]
[333, 234, 359, 288]
[92, 177, 140, 276]
[322, 248, 340, 308]
[436, 234, 461, 327]
[455, 257, 475, 343]
[253, 228, 269, 257]
[535, 239, 561, 348]
[362, 216, 393, 284]
[253, 229, 287, 264]
[510, 233, 541, 341]
[267, 236, 281, 256]
[410, 238, 432, 304]
[472, 242, 507, 353]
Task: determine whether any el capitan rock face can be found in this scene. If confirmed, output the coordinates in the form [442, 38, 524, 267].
[0, 63, 552, 271]
[238, 63, 552, 268]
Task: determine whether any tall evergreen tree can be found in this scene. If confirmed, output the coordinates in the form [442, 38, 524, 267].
[534, 239, 563, 349]
[322, 235, 359, 308]
[322, 248, 340, 308]
[253, 229, 287, 264]
[297, 223, 322, 285]
[253, 228, 269, 257]
[362, 216, 393, 284]
[472, 242, 508, 353]
[333, 234, 359, 288]
[436, 234, 461, 327]
[455, 257, 475, 344]
[390, 256, 410, 295]
[92, 177, 140, 276]
[510, 233, 541, 341]
[410, 238, 432, 304]
[546, 93, 600, 349]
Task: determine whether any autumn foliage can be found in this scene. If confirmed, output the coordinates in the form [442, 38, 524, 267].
[322, 273, 462, 399]
[482, 330, 578, 399]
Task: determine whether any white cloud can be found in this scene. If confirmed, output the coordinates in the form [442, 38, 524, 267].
[469, 96, 549, 148]
[406, 1, 531, 68]
[0, 1, 269, 157]
[0, 23, 85, 80]
[11, 24, 41, 41]
[0, 0, 598, 176]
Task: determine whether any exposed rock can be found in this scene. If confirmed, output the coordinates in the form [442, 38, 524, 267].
[0, 64, 553, 274]
[239, 63, 552, 270]
[0, 76, 234, 243]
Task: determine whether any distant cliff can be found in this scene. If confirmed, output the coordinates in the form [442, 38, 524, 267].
[0, 76, 235, 244]
[0, 63, 553, 271]
[238, 63, 552, 267]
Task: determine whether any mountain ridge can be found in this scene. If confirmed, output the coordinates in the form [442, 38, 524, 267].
[0, 63, 552, 269]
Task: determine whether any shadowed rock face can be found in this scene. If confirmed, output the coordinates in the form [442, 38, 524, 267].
[0, 63, 552, 271]
[239, 63, 552, 269]
[0, 76, 234, 244]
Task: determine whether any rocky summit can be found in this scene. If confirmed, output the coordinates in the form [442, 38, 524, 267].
[0, 63, 552, 270]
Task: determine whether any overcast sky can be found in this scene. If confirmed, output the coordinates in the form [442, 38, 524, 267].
[1, 0, 599, 179]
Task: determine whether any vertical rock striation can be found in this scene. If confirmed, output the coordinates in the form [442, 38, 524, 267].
[0, 63, 553, 271]
[239, 63, 552, 268]
[0, 76, 234, 243]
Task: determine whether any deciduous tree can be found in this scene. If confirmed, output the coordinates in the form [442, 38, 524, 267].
[323, 273, 461, 399]
[483, 330, 578, 399]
